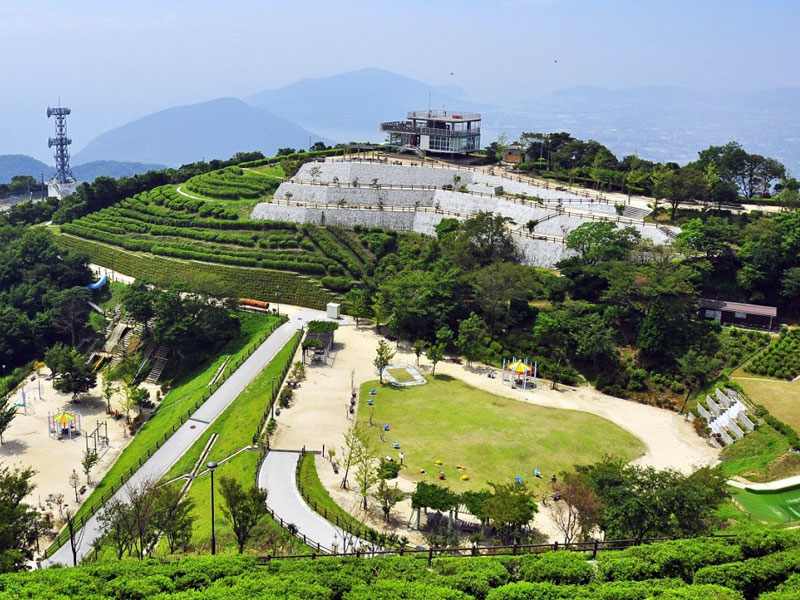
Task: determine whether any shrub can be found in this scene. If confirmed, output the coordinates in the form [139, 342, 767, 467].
[378, 458, 401, 480]
[519, 552, 594, 585]
[693, 548, 800, 598]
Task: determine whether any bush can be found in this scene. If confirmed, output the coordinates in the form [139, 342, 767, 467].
[693, 548, 800, 598]
[378, 458, 401, 479]
[519, 552, 594, 585]
[486, 581, 577, 600]
[279, 386, 293, 408]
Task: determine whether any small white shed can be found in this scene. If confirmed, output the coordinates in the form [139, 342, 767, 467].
[326, 302, 341, 320]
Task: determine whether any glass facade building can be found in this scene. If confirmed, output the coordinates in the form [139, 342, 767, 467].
[379, 110, 481, 155]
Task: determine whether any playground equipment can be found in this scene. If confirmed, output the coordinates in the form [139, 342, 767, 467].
[501, 358, 537, 390]
[14, 378, 43, 413]
[48, 410, 81, 439]
[87, 273, 107, 291]
[84, 420, 109, 451]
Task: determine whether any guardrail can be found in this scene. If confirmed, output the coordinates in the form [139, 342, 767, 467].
[43, 315, 287, 559]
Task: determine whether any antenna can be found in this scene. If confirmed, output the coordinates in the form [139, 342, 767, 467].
[428, 91, 431, 116]
[47, 104, 76, 184]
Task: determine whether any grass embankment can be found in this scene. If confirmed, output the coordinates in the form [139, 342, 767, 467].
[732, 483, 800, 524]
[60, 313, 278, 537]
[296, 452, 370, 537]
[356, 375, 643, 492]
[720, 424, 800, 483]
[386, 367, 415, 383]
[162, 332, 302, 551]
[52, 231, 340, 309]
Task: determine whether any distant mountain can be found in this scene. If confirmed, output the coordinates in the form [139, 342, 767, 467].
[246, 68, 489, 143]
[73, 98, 328, 167]
[0, 154, 52, 183]
[72, 160, 167, 182]
[0, 154, 167, 184]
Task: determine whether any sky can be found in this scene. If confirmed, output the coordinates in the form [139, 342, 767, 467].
[2, 0, 799, 161]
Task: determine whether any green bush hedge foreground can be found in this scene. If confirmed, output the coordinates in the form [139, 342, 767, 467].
[4, 532, 800, 599]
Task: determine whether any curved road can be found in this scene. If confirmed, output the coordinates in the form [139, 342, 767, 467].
[45, 310, 322, 566]
[259, 451, 366, 553]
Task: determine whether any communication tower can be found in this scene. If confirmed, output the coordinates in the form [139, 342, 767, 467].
[46, 103, 79, 198]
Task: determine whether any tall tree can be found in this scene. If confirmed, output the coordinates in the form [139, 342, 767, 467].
[50, 347, 97, 403]
[121, 278, 156, 334]
[373, 339, 396, 385]
[55, 287, 90, 346]
[457, 312, 485, 367]
[151, 484, 196, 554]
[373, 479, 405, 522]
[0, 465, 44, 573]
[219, 476, 268, 554]
[0, 396, 17, 445]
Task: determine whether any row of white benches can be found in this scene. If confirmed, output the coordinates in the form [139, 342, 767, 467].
[696, 388, 755, 446]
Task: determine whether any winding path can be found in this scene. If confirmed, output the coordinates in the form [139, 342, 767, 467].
[44, 310, 321, 566]
[258, 451, 365, 553]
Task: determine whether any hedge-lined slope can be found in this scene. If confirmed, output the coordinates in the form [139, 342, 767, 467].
[49, 176, 388, 303]
[52, 232, 339, 309]
[6, 533, 800, 599]
[184, 166, 282, 200]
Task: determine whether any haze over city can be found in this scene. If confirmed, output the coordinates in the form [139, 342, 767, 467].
[2, 0, 800, 168]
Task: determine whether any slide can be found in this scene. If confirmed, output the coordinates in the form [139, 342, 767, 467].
[87, 273, 107, 291]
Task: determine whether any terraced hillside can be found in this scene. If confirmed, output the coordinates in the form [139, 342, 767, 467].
[50, 168, 392, 307]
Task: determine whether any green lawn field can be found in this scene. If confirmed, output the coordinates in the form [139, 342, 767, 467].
[733, 376, 800, 432]
[356, 375, 643, 492]
[733, 483, 800, 524]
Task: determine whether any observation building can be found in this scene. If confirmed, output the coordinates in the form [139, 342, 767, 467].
[379, 110, 481, 156]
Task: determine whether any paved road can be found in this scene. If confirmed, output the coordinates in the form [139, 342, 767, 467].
[45, 310, 321, 566]
[259, 451, 366, 553]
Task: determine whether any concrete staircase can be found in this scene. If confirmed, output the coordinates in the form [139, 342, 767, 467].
[145, 347, 170, 384]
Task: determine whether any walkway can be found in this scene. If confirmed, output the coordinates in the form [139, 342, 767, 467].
[44, 310, 320, 566]
[258, 451, 364, 553]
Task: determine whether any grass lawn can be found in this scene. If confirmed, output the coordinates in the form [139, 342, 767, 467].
[60, 312, 279, 537]
[733, 376, 800, 432]
[162, 332, 301, 551]
[719, 424, 800, 482]
[249, 164, 285, 178]
[94, 280, 127, 313]
[387, 367, 415, 383]
[732, 484, 800, 524]
[356, 375, 644, 492]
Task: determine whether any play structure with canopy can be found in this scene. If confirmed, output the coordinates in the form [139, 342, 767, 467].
[501, 357, 537, 390]
[48, 410, 82, 439]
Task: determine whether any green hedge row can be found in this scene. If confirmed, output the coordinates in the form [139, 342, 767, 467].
[11, 535, 800, 600]
[755, 405, 800, 450]
[52, 232, 342, 310]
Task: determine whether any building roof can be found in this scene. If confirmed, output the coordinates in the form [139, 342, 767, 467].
[407, 110, 481, 121]
[699, 298, 777, 317]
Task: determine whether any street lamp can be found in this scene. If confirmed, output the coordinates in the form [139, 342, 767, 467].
[207, 461, 218, 555]
[275, 285, 280, 317]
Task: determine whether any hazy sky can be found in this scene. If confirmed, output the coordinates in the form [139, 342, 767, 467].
[2, 0, 799, 161]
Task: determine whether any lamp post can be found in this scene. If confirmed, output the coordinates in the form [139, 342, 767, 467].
[275, 285, 280, 317]
[207, 461, 218, 555]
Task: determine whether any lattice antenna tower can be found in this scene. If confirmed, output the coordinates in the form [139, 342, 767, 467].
[47, 102, 76, 183]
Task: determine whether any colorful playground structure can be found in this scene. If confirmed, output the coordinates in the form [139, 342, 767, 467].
[47, 410, 82, 439]
[501, 358, 537, 390]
